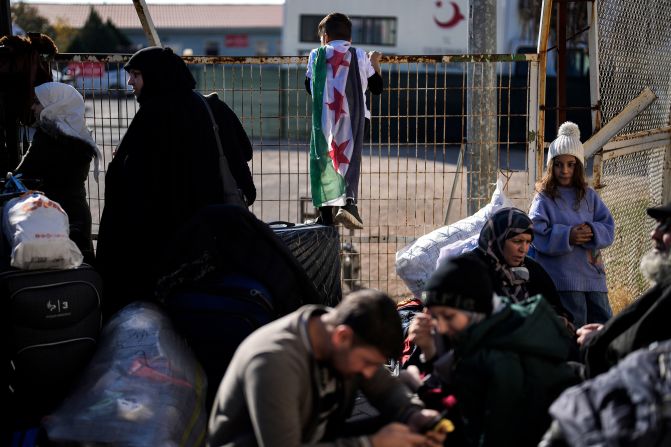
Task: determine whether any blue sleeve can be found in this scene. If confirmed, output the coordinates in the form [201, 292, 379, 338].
[583, 190, 615, 250]
[529, 194, 574, 256]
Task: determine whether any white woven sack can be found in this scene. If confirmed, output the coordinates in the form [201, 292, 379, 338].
[3, 192, 83, 270]
[395, 179, 512, 298]
[435, 233, 480, 269]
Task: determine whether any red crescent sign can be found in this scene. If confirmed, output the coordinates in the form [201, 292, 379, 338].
[434, 1, 465, 29]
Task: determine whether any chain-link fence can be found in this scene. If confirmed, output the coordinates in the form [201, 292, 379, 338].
[593, 0, 671, 311]
[53, 53, 538, 300]
[596, 0, 671, 136]
[599, 145, 667, 312]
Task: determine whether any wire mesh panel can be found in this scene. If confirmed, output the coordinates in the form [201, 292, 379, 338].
[52, 56, 138, 236]
[50, 54, 536, 301]
[599, 145, 667, 313]
[597, 0, 671, 135]
[593, 0, 671, 311]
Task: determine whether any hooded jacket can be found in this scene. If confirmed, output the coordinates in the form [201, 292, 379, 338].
[451, 295, 579, 447]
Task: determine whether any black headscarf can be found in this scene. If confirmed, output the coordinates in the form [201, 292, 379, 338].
[124, 46, 196, 104]
[478, 207, 534, 302]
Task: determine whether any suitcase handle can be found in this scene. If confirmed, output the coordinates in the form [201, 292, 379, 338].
[267, 221, 296, 228]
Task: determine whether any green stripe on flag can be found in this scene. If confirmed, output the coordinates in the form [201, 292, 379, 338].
[309, 46, 346, 207]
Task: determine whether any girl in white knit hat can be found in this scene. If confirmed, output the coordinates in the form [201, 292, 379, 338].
[528, 121, 615, 328]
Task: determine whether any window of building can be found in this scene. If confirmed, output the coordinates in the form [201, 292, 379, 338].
[205, 41, 220, 56]
[299, 15, 397, 46]
[300, 15, 322, 43]
[255, 40, 269, 56]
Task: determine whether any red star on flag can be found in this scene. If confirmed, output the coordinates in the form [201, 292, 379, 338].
[329, 139, 351, 172]
[327, 49, 350, 77]
[327, 88, 347, 123]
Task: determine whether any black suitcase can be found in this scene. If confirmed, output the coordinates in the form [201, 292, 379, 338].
[164, 274, 276, 406]
[269, 222, 342, 306]
[1, 264, 102, 416]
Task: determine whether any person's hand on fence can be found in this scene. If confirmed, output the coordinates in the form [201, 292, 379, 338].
[369, 51, 382, 74]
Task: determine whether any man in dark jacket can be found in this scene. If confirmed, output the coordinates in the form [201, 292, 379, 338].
[581, 201, 671, 378]
[96, 46, 254, 316]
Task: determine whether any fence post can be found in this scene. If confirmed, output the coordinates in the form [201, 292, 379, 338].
[587, 0, 601, 134]
[527, 60, 540, 205]
[467, 0, 498, 214]
[664, 145, 671, 204]
[132, 0, 162, 47]
[0, 0, 10, 37]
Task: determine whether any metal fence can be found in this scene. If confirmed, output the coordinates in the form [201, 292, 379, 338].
[591, 0, 671, 312]
[53, 53, 539, 300]
[41, 0, 671, 306]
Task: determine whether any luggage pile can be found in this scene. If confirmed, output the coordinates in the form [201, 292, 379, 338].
[1, 176, 103, 440]
[44, 302, 207, 446]
[3, 172, 343, 444]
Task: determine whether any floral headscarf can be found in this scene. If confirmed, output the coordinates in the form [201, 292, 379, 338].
[478, 207, 534, 302]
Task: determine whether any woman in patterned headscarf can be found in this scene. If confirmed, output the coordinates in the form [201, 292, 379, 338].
[470, 207, 572, 324]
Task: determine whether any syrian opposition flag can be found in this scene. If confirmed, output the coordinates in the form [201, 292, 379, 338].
[309, 43, 356, 207]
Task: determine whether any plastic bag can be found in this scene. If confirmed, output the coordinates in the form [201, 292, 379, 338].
[395, 179, 512, 298]
[2, 192, 83, 269]
[44, 302, 207, 447]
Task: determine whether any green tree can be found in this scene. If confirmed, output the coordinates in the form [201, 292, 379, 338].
[52, 18, 77, 53]
[11, 2, 55, 37]
[67, 8, 130, 53]
[105, 19, 131, 51]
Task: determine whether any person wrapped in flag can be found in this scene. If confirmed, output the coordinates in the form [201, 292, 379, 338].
[305, 12, 383, 229]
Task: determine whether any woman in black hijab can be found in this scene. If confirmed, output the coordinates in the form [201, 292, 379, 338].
[96, 47, 235, 316]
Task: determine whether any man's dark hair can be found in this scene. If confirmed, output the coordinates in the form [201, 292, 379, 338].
[326, 289, 403, 359]
[318, 12, 352, 41]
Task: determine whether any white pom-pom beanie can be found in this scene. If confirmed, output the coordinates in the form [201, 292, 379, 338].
[547, 121, 584, 167]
